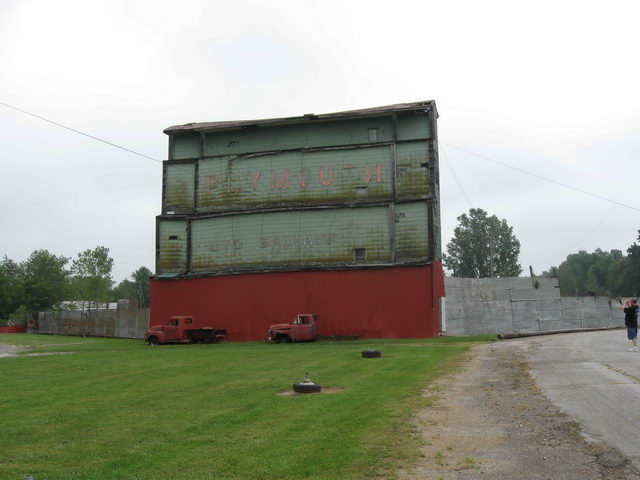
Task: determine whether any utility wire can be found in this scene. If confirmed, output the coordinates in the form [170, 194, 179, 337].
[439, 140, 640, 213]
[0, 101, 162, 164]
[441, 145, 474, 208]
[533, 204, 617, 268]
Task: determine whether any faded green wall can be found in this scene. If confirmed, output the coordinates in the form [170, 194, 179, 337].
[159, 109, 440, 275]
[157, 220, 187, 273]
[157, 201, 429, 273]
[197, 146, 393, 212]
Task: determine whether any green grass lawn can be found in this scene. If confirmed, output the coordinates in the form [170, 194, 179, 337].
[0, 334, 493, 480]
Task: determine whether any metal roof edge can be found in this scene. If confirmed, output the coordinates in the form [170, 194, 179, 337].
[163, 100, 436, 135]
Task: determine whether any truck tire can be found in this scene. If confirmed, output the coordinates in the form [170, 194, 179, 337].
[293, 382, 321, 393]
[278, 335, 291, 343]
[148, 336, 159, 346]
[362, 349, 381, 358]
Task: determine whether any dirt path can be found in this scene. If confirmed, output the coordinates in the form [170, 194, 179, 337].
[0, 343, 24, 358]
[398, 340, 640, 479]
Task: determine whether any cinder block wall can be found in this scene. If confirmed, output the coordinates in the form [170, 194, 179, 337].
[444, 276, 627, 335]
[36, 300, 149, 339]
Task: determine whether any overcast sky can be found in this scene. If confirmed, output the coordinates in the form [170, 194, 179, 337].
[1, 0, 639, 282]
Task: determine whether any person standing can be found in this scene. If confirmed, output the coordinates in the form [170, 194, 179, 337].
[623, 299, 638, 352]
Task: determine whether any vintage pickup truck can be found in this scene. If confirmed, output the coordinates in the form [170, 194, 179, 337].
[268, 314, 318, 343]
[145, 316, 226, 345]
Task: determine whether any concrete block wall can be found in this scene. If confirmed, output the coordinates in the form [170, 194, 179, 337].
[37, 300, 149, 339]
[444, 276, 628, 336]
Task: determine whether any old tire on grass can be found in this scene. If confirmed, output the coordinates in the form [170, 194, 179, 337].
[148, 336, 159, 346]
[362, 350, 381, 358]
[293, 382, 322, 394]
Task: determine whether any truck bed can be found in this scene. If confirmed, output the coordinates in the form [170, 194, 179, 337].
[185, 328, 227, 342]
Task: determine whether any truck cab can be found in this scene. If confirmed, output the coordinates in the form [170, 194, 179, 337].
[145, 316, 226, 345]
[268, 314, 318, 343]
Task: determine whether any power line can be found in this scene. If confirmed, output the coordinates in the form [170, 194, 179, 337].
[0, 101, 162, 164]
[441, 145, 474, 208]
[439, 140, 640, 213]
[533, 204, 617, 268]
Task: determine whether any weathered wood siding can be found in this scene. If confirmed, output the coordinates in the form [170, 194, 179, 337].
[158, 102, 440, 276]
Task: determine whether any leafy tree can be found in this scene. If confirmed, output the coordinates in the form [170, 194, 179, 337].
[443, 208, 522, 278]
[9, 305, 30, 325]
[21, 250, 70, 315]
[131, 266, 152, 308]
[112, 266, 152, 307]
[70, 246, 114, 308]
[554, 248, 629, 297]
[112, 279, 136, 302]
[618, 231, 640, 296]
[0, 256, 24, 319]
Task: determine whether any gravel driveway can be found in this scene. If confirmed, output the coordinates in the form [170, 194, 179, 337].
[398, 337, 640, 479]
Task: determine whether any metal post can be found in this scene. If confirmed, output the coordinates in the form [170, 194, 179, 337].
[489, 234, 495, 278]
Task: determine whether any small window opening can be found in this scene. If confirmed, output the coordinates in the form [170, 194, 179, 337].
[356, 186, 368, 197]
[354, 248, 366, 263]
[368, 128, 378, 142]
[169, 235, 179, 240]
[185, 318, 193, 324]
[170, 319, 178, 326]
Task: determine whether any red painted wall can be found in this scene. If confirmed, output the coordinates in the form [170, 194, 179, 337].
[0, 326, 26, 334]
[150, 262, 445, 342]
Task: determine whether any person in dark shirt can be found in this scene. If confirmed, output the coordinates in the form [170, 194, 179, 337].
[623, 299, 638, 352]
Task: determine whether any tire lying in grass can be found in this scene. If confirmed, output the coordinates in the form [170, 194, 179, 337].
[293, 382, 322, 393]
[362, 350, 381, 358]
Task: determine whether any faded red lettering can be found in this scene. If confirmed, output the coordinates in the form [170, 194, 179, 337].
[319, 167, 334, 186]
[249, 172, 262, 190]
[364, 164, 382, 184]
[297, 168, 308, 188]
[364, 165, 372, 184]
[206, 175, 221, 191]
[226, 175, 241, 193]
[270, 169, 291, 190]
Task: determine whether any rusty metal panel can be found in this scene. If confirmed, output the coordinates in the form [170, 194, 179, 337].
[150, 264, 444, 341]
[396, 141, 430, 199]
[171, 134, 200, 159]
[203, 117, 394, 156]
[164, 163, 195, 213]
[158, 219, 188, 272]
[395, 201, 429, 261]
[197, 145, 393, 212]
[190, 206, 391, 272]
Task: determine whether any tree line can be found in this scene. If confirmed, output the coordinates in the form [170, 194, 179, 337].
[542, 242, 640, 297]
[0, 246, 151, 320]
[443, 207, 639, 297]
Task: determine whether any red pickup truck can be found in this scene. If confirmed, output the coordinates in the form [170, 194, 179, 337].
[268, 314, 318, 343]
[145, 316, 226, 345]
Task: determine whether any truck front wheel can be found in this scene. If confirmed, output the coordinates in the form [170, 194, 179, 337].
[148, 336, 159, 346]
[278, 335, 291, 344]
